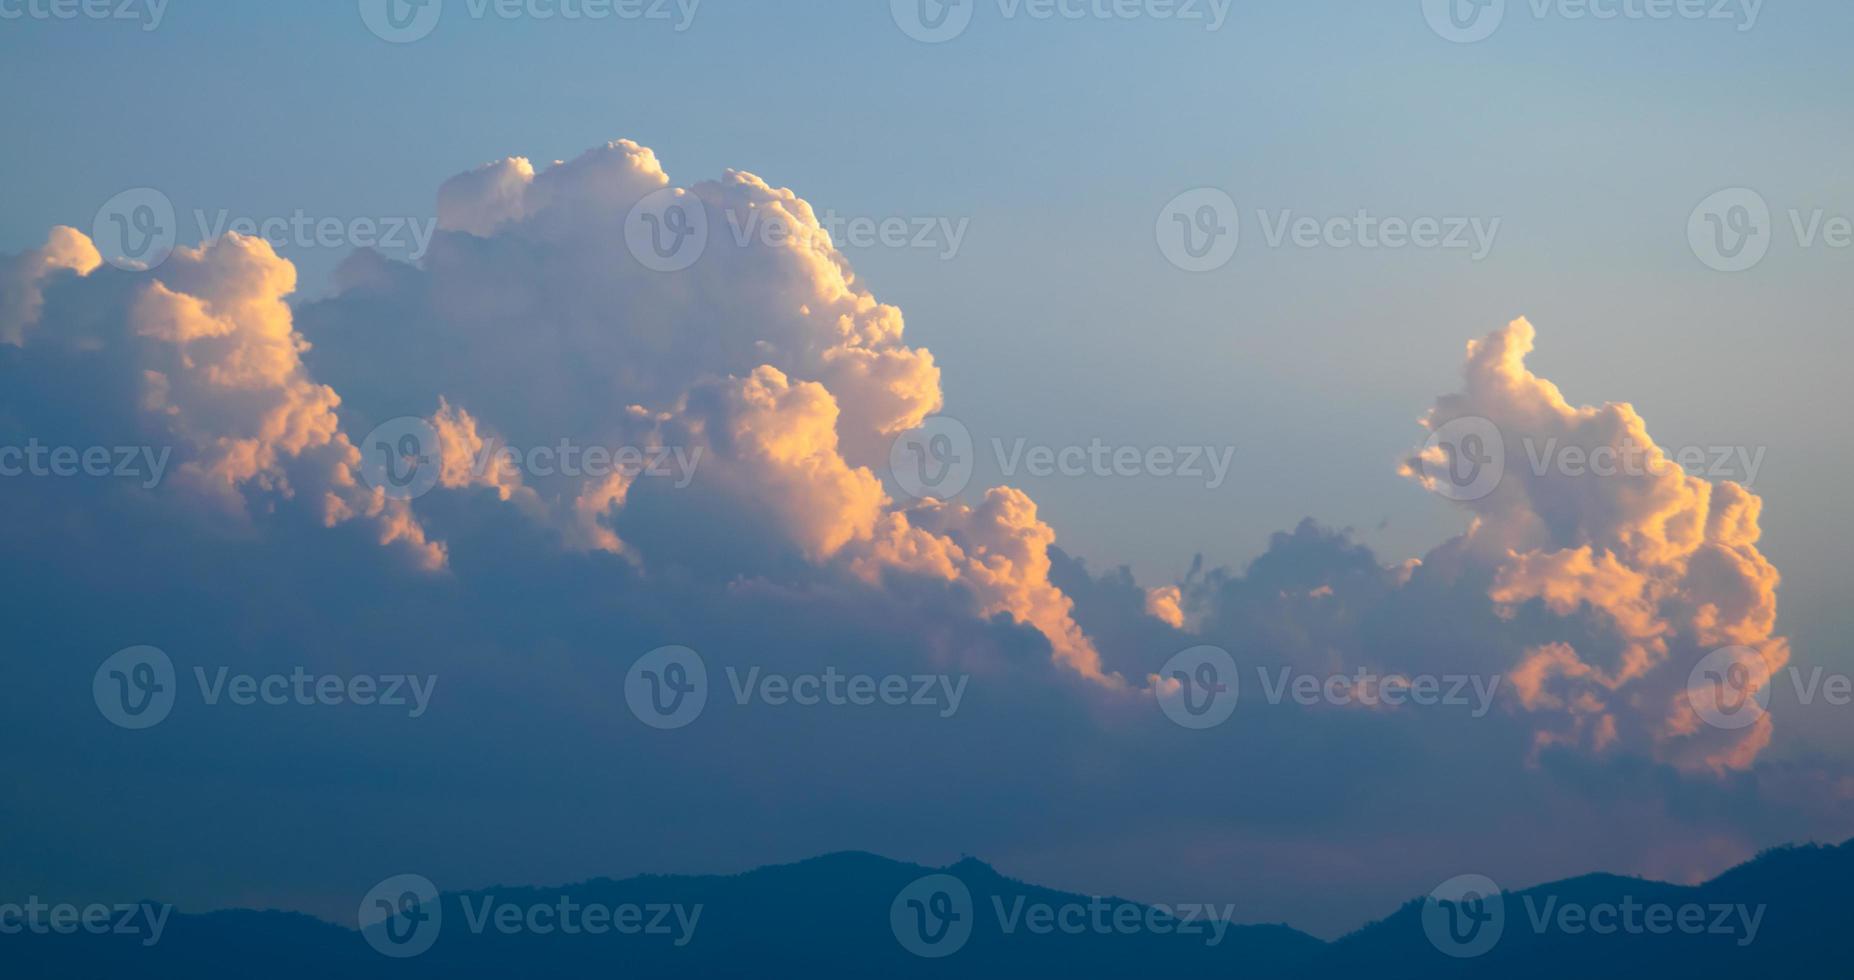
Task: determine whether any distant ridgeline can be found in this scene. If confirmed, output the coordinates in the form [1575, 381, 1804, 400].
[3, 840, 1849, 978]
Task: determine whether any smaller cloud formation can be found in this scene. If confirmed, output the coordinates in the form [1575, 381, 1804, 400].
[0, 228, 442, 568]
[1405, 318, 1785, 774]
[1143, 319, 1786, 775]
[0, 225, 100, 344]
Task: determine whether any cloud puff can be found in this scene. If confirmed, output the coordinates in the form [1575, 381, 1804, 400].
[1143, 319, 1788, 773]
[1409, 319, 1785, 772]
[288, 140, 1107, 684]
[0, 225, 100, 345]
[0, 228, 443, 568]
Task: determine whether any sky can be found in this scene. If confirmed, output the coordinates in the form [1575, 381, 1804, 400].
[2, 0, 1851, 944]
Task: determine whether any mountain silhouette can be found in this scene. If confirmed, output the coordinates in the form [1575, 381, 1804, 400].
[5, 841, 1847, 977]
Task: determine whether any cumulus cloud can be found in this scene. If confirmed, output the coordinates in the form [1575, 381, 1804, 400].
[0, 227, 443, 568]
[1409, 318, 1786, 773]
[288, 139, 1107, 684]
[0, 225, 100, 345]
[1141, 319, 1789, 774]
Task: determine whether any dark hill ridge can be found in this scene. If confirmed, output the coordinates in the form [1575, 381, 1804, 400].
[4, 840, 1848, 977]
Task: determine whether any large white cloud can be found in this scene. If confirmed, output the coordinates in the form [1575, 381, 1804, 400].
[301, 140, 1102, 682]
